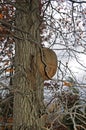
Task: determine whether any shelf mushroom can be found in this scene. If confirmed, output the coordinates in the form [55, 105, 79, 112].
[37, 47, 58, 80]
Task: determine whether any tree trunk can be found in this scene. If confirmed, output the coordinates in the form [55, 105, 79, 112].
[13, 1, 45, 130]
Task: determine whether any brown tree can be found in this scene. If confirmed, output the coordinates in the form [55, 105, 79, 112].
[0, 0, 86, 130]
[13, 0, 45, 130]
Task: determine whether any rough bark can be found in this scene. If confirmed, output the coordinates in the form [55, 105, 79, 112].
[13, 1, 45, 130]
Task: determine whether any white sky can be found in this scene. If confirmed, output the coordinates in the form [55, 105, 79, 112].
[68, 53, 86, 82]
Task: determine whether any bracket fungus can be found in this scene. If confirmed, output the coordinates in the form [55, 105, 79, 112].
[37, 47, 58, 80]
